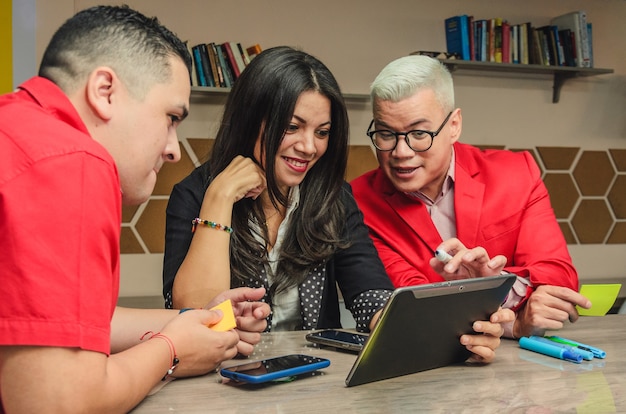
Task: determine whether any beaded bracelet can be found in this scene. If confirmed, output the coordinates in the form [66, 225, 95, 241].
[191, 218, 233, 234]
[141, 331, 180, 381]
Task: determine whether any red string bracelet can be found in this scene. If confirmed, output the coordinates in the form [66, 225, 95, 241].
[141, 331, 180, 381]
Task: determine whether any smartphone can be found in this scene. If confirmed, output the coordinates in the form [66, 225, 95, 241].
[305, 329, 369, 352]
[219, 354, 330, 384]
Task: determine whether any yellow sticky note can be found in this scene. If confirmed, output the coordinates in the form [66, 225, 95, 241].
[577, 284, 621, 316]
[209, 299, 237, 331]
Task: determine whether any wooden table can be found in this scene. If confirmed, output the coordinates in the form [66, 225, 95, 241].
[131, 315, 625, 413]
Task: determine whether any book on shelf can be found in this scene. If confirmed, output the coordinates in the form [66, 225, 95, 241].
[222, 42, 242, 79]
[208, 43, 226, 87]
[186, 42, 198, 86]
[228, 41, 247, 74]
[206, 43, 222, 87]
[199, 43, 216, 87]
[444, 15, 470, 60]
[493, 18, 503, 63]
[238, 43, 251, 66]
[246, 44, 262, 60]
[558, 29, 576, 67]
[467, 15, 475, 61]
[191, 44, 208, 87]
[550, 11, 591, 67]
[216, 44, 234, 88]
[587, 23, 593, 67]
[501, 20, 511, 63]
[519, 22, 530, 65]
[511, 24, 519, 64]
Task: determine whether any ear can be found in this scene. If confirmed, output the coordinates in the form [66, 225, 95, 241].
[85, 67, 118, 121]
[448, 108, 462, 144]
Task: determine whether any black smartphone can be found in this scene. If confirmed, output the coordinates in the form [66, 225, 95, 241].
[219, 354, 330, 384]
[305, 329, 369, 352]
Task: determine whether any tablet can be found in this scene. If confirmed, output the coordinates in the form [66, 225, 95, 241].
[345, 274, 517, 387]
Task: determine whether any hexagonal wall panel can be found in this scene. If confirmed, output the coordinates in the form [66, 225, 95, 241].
[558, 221, 577, 244]
[188, 138, 215, 163]
[122, 204, 140, 224]
[536, 147, 579, 170]
[120, 226, 144, 254]
[571, 199, 613, 244]
[607, 175, 626, 219]
[346, 145, 378, 182]
[135, 199, 169, 253]
[607, 222, 626, 244]
[543, 173, 579, 219]
[609, 149, 626, 172]
[572, 151, 615, 196]
[152, 142, 196, 196]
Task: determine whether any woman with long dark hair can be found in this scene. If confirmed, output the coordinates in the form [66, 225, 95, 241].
[163, 46, 394, 332]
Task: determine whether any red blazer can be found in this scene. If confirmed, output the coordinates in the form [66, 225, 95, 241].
[351, 142, 578, 292]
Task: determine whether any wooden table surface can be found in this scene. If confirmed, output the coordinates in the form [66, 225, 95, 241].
[131, 314, 625, 413]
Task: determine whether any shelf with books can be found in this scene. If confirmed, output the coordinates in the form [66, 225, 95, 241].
[190, 86, 370, 101]
[437, 59, 613, 103]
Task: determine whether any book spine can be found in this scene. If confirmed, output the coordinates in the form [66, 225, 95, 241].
[488, 18, 496, 62]
[460, 15, 470, 60]
[468, 15, 475, 61]
[229, 41, 247, 74]
[186, 42, 198, 86]
[199, 43, 215, 87]
[237, 42, 251, 66]
[511, 24, 519, 64]
[587, 23, 593, 67]
[578, 11, 591, 67]
[222, 42, 241, 78]
[501, 21, 511, 63]
[494, 18, 503, 63]
[216, 44, 234, 87]
[246, 44, 262, 60]
[209, 43, 225, 87]
[191, 45, 207, 86]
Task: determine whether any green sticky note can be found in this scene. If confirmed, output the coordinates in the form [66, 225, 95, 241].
[577, 284, 622, 316]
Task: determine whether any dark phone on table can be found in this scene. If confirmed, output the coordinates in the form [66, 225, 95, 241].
[219, 354, 330, 384]
[305, 329, 369, 352]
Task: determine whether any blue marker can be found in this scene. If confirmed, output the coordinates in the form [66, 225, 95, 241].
[545, 335, 606, 359]
[519, 336, 582, 363]
[435, 249, 453, 264]
[528, 336, 593, 361]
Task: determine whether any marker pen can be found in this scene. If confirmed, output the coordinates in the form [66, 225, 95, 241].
[545, 335, 606, 359]
[519, 336, 583, 363]
[528, 336, 593, 361]
[434, 249, 453, 264]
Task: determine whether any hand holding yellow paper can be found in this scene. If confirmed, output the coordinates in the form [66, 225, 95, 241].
[577, 284, 622, 316]
[209, 299, 237, 331]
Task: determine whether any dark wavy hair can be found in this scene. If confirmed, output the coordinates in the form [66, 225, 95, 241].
[39, 5, 191, 98]
[204, 46, 349, 295]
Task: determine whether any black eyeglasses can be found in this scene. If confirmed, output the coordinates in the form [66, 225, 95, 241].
[366, 111, 453, 152]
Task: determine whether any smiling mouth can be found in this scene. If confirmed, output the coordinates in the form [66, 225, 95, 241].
[283, 156, 309, 169]
[394, 166, 419, 174]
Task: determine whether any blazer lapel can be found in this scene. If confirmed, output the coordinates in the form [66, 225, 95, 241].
[454, 156, 485, 247]
[386, 191, 443, 253]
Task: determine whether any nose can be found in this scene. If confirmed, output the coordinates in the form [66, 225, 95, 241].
[165, 132, 181, 163]
[391, 134, 414, 157]
[295, 130, 316, 156]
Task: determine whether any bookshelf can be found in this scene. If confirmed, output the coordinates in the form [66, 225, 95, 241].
[191, 86, 369, 101]
[438, 59, 614, 104]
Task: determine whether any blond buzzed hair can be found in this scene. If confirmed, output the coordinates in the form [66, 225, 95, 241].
[370, 55, 455, 112]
